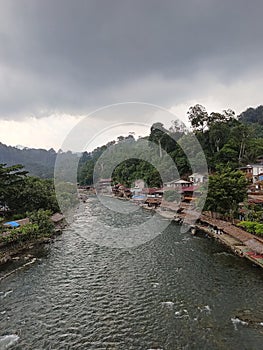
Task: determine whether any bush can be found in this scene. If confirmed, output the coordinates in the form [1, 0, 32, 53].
[255, 223, 263, 236]
[238, 221, 263, 236]
[0, 210, 55, 246]
[12, 213, 26, 220]
[27, 210, 54, 237]
[0, 223, 39, 245]
[16, 223, 40, 240]
[238, 221, 257, 233]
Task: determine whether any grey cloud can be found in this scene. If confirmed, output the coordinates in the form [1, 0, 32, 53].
[0, 0, 263, 119]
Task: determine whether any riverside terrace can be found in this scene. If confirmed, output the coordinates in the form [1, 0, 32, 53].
[196, 214, 263, 268]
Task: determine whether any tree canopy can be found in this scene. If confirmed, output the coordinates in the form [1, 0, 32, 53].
[0, 163, 59, 217]
[76, 104, 263, 189]
[204, 168, 247, 219]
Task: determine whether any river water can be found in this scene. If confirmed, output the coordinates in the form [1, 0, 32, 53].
[0, 198, 263, 349]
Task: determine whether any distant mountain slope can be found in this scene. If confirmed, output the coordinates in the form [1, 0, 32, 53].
[238, 105, 263, 124]
[0, 143, 56, 178]
[238, 105, 263, 138]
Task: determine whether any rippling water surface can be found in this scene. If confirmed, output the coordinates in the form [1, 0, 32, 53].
[1, 198, 263, 349]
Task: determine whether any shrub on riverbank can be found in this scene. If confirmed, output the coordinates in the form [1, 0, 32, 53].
[0, 210, 55, 246]
[27, 210, 55, 236]
[238, 221, 263, 236]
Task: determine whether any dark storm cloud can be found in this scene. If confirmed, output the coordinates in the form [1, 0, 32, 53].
[0, 0, 263, 119]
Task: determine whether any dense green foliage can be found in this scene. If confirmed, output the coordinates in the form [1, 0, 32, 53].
[77, 124, 191, 187]
[0, 164, 59, 246]
[238, 221, 263, 236]
[77, 104, 263, 188]
[112, 159, 162, 188]
[238, 105, 263, 138]
[0, 164, 28, 210]
[1, 104, 262, 187]
[0, 223, 39, 245]
[77, 147, 106, 185]
[27, 210, 55, 236]
[204, 168, 248, 219]
[242, 203, 263, 222]
[0, 163, 27, 187]
[8, 177, 59, 214]
[191, 107, 263, 171]
[0, 164, 59, 216]
[0, 210, 55, 246]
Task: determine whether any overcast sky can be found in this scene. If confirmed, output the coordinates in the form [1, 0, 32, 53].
[1, 0, 263, 150]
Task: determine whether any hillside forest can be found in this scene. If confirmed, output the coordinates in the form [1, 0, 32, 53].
[0, 104, 263, 225]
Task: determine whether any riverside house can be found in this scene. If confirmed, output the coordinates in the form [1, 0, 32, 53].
[239, 163, 263, 183]
[163, 179, 192, 188]
[96, 178, 112, 194]
[189, 173, 208, 184]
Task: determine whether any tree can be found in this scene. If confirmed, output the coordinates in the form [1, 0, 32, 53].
[0, 163, 27, 209]
[148, 122, 181, 158]
[207, 109, 235, 127]
[7, 176, 59, 215]
[187, 104, 208, 133]
[117, 136, 125, 143]
[204, 168, 247, 219]
[208, 122, 229, 153]
[148, 122, 166, 158]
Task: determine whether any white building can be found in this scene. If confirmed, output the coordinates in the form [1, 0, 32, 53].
[163, 179, 192, 188]
[189, 173, 208, 184]
[248, 164, 263, 183]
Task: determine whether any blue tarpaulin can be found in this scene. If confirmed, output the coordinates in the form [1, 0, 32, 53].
[4, 221, 20, 228]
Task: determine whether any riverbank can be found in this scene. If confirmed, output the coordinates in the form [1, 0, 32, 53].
[0, 212, 66, 268]
[141, 200, 263, 269]
[0, 230, 63, 269]
[196, 215, 263, 268]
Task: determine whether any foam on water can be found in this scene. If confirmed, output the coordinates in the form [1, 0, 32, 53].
[231, 317, 248, 331]
[0, 335, 19, 349]
[161, 301, 174, 308]
[151, 283, 159, 288]
[198, 305, 211, 313]
[174, 309, 189, 319]
[0, 290, 13, 299]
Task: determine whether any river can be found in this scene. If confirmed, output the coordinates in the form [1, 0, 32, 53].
[0, 197, 263, 349]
